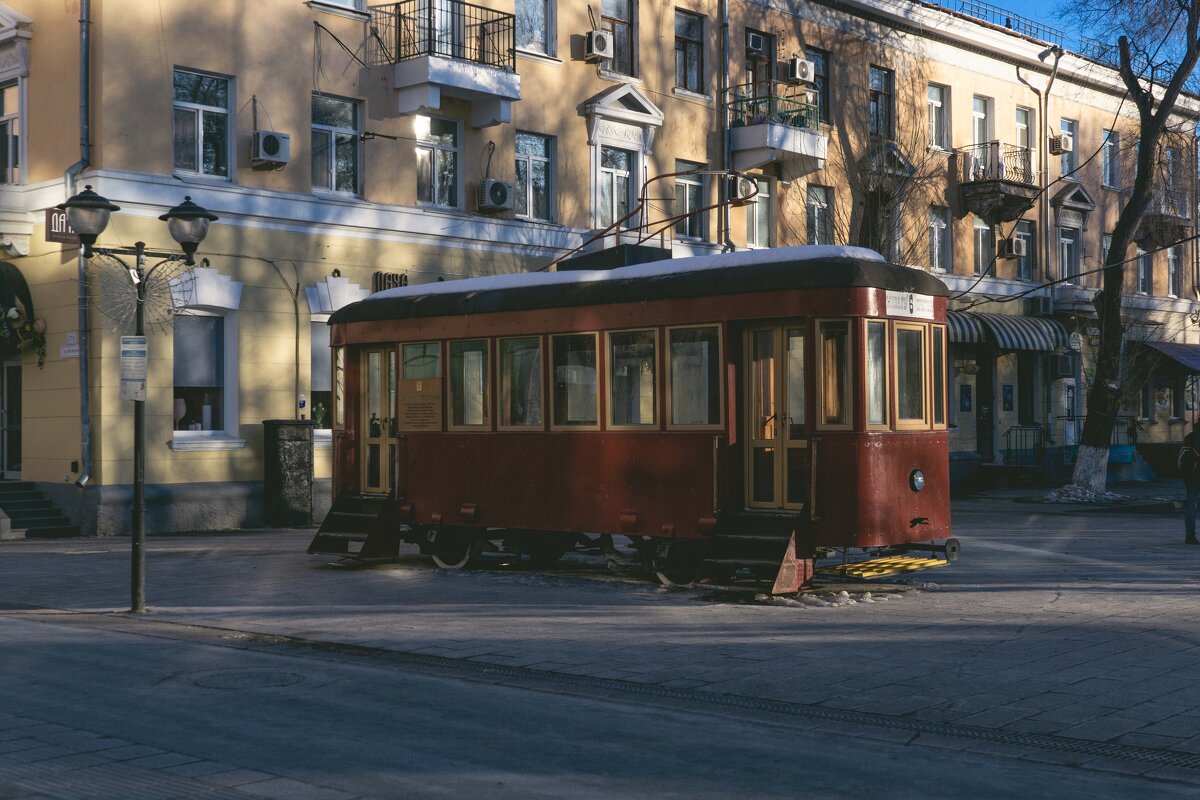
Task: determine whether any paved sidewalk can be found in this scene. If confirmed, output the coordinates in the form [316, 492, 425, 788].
[3, 489, 1200, 792]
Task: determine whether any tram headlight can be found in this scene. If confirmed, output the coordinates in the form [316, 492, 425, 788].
[909, 469, 926, 492]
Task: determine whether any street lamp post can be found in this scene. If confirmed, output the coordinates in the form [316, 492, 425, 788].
[57, 186, 217, 613]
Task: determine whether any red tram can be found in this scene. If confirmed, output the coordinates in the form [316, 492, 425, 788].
[313, 246, 955, 592]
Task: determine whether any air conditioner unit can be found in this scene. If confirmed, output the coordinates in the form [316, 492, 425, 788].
[477, 179, 515, 212]
[998, 237, 1027, 259]
[1052, 353, 1076, 378]
[727, 176, 757, 206]
[786, 57, 816, 84]
[746, 32, 766, 55]
[251, 130, 291, 167]
[584, 30, 613, 62]
[1029, 296, 1052, 315]
[1049, 134, 1073, 156]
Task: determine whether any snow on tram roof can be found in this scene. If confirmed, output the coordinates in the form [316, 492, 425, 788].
[366, 245, 889, 302]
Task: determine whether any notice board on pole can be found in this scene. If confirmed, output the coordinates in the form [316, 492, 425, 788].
[120, 336, 147, 401]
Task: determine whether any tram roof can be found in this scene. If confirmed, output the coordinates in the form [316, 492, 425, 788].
[330, 245, 950, 325]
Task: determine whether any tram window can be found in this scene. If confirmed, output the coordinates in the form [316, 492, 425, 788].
[932, 326, 946, 427]
[334, 347, 345, 428]
[499, 337, 543, 427]
[817, 320, 851, 428]
[552, 333, 598, 427]
[609, 330, 657, 427]
[865, 321, 888, 427]
[449, 340, 489, 428]
[402, 342, 441, 379]
[668, 326, 721, 427]
[895, 323, 928, 426]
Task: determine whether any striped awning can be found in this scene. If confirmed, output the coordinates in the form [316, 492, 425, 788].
[946, 311, 986, 344]
[975, 313, 1069, 351]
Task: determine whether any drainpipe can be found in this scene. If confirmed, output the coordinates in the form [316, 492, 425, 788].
[65, 0, 92, 488]
[719, 0, 733, 252]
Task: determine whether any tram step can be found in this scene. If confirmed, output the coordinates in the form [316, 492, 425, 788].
[309, 493, 402, 560]
[818, 556, 950, 580]
[307, 532, 368, 555]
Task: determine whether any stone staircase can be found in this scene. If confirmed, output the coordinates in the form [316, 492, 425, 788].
[0, 481, 80, 539]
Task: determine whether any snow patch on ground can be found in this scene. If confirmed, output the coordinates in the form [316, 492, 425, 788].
[1043, 485, 1129, 504]
[757, 590, 905, 608]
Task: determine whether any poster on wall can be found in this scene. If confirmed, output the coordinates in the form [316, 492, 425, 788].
[1002, 385, 1014, 411]
[960, 384, 972, 412]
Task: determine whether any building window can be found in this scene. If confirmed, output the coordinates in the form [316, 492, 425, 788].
[807, 185, 832, 245]
[310, 321, 332, 429]
[1060, 119, 1077, 177]
[516, 0, 552, 55]
[1137, 381, 1153, 420]
[747, 178, 772, 247]
[1059, 227, 1080, 283]
[173, 69, 229, 178]
[515, 132, 553, 221]
[1102, 130, 1120, 188]
[973, 217, 993, 276]
[674, 11, 703, 93]
[869, 66, 893, 138]
[927, 84, 948, 149]
[929, 206, 950, 272]
[311, 94, 360, 194]
[1136, 247, 1152, 294]
[601, 0, 634, 76]
[1100, 233, 1114, 289]
[746, 30, 774, 99]
[0, 82, 19, 184]
[599, 145, 634, 229]
[807, 48, 830, 123]
[674, 160, 705, 240]
[972, 96, 991, 145]
[416, 116, 459, 208]
[174, 314, 225, 432]
[1014, 220, 1035, 281]
[1166, 146, 1188, 215]
[1016, 107, 1032, 153]
[1169, 245, 1182, 297]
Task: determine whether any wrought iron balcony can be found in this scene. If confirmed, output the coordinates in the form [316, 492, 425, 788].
[728, 88, 826, 178]
[369, 0, 520, 128]
[1137, 186, 1193, 249]
[956, 141, 1038, 223]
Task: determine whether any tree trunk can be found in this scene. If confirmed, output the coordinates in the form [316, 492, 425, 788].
[1071, 444, 1110, 494]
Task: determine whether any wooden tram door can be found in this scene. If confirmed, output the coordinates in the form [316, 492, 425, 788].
[745, 326, 808, 510]
[360, 347, 397, 495]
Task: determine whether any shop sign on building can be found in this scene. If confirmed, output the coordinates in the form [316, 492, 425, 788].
[45, 208, 79, 245]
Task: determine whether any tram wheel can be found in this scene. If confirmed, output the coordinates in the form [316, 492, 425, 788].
[653, 542, 704, 588]
[430, 532, 483, 570]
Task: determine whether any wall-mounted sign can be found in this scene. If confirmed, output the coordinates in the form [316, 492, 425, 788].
[372, 271, 408, 293]
[45, 208, 79, 245]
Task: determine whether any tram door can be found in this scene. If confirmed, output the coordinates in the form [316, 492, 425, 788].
[360, 348, 397, 495]
[746, 326, 808, 510]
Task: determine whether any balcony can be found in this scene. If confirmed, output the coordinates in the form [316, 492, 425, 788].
[369, 0, 520, 128]
[728, 90, 826, 178]
[956, 141, 1038, 223]
[1137, 186, 1193, 250]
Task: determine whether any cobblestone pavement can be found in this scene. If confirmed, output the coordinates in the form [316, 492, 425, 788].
[3, 483, 1200, 796]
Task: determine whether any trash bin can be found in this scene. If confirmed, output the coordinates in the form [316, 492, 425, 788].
[263, 419, 316, 527]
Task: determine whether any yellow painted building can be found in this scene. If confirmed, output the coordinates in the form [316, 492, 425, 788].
[2, 0, 1198, 534]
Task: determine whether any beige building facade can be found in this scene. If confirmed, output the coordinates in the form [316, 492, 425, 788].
[2, 0, 1198, 533]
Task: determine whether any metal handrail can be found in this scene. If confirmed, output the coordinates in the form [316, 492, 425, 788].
[729, 93, 819, 130]
[368, 0, 515, 71]
[1056, 415, 1143, 446]
[1003, 424, 1044, 467]
[956, 141, 1035, 186]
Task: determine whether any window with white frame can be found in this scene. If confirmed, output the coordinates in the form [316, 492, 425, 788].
[1016, 107, 1032, 153]
[807, 185, 832, 245]
[674, 159, 705, 240]
[516, 0, 553, 55]
[674, 11, 703, 93]
[1136, 247, 1152, 294]
[747, 178, 772, 247]
[599, 145, 634, 229]
[1059, 226, 1080, 283]
[0, 82, 19, 184]
[1015, 220, 1035, 281]
[1169, 245, 1182, 297]
[173, 69, 229, 178]
[515, 131, 553, 221]
[415, 116, 459, 208]
[174, 314, 228, 433]
[927, 84, 948, 150]
[1101, 130, 1120, 188]
[929, 205, 950, 272]
[311, 93, 360, 194]
[973, 217, 993, 275]
[972, 96, 991, 145]
[1060, 119, 1077, 177]
[869, 66, 893, 138]
[807, 48, 830, 123]
[600, 0, 635, 76]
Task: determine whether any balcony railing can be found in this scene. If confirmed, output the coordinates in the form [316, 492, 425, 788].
[729, 94, 819, 130]
[957, 141, 1034, 185]
[369, 0, 515, 71]
[1150, 186, 1191, 219]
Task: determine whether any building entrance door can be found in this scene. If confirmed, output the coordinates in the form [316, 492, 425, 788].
[360, 348, 396, 495]
[745, 326, 808, 510]
[0, 360, 20, 478]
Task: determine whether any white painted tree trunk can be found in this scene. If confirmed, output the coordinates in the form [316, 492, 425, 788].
[1071, 444, 1109, 494]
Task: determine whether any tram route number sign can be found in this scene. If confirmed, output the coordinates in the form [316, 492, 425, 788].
[119, 336, 148, 402]
[884, 291, 934, 320]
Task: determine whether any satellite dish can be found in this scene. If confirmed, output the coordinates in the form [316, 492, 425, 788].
[92, 252, 195, 335]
